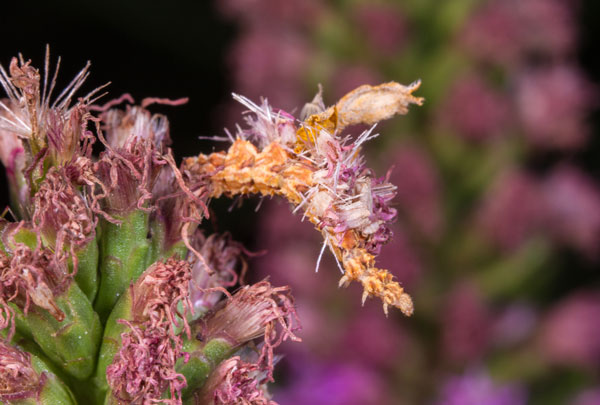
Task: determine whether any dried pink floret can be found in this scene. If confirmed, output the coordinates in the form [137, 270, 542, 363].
[199, 280, 301, 380]
[107, 321, 188, 404]
[194, 356, 276, 405]
[0, 238, 68, 334]
[0, 340, 44, 401]
[107, 259, 194, 404]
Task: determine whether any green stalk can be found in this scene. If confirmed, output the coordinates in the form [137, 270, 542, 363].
[147, 220, 188, 264]
[177, 336, 236, 399]
[93, 289, 133, 403]
[14, 282, 102, 380]
[94, 210, 150, 323]
[73, 236, 100, 303]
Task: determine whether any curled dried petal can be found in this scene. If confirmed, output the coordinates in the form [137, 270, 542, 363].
[0, 241, 67, 325]
[0, 339, 44, 401]
[32, 168, 96, 253]
[106, 321, 187, 405]
[199, 280, 301, 380]
[194, 357, 277, 405]
[131, 258, 193, 337]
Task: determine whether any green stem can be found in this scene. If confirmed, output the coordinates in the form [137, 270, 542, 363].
[177, 337, 235, 399]
[14, 283, 102, 380]
[93, 290, 133, 404]
[94, 210, 150, 323]
[73, 236, 100, 303]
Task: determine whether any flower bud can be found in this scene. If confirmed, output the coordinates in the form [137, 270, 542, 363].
[190, 356, 275, 405]
[98, 258, 193, 403]
[0, 340, 75, 404]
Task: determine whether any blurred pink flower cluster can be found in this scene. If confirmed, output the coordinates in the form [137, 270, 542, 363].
[217, 0, 600, 403]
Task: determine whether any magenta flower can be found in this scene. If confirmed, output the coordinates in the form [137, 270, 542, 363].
[438, 76, 511, 142]
[516, 65, 594, 151]
[539, 291, 600, 369]
[541, 165, 600, 258]
[436, 370, 527, 405]
[441, 282, 491, 364]
[573, 388, 600, 405]
[353, 3, 408, 57]
[462, 0, 577, 66]
[476, 170, 545, 251]
[388, 143, 443, 240]
[275, 362, 390, 405]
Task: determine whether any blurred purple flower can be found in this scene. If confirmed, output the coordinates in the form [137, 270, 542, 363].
[573, 388, 600, 405]
[491, 303, 537, 348]
[461, 2, 522, 67]
[438, 76, 511, 142]
[388, 143, 443, 241]
[462, 0, 576, 66]
[341, 305, 408, 370]
[353, 3, 408, 57]
[275, 362, 390, 405]
[539, 291, 600, 369]
[377, 225, 422, 290]
[541, 166, 600, 258]
[227, 29, 311, 111]
[515, 0, 577, 58]
[476, 170, 545, 251]
[441, 282, 491, 364]
[516, 65, 594, 150]
[436, 371, 528, 405]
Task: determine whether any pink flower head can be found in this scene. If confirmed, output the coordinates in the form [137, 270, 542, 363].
[436, 370, 527, 405]
[275, 362, 389, 405]
[106, 321, 188, 404]
[227, 29, 310, 111]
[196, 356, 276, 405]
[476, 170, 544, 251]
[107, 259, 194, 404]
[0, 239, 68, 336]
[342, 305, 408, 369]
[462, 0, 577, 66]
[94, 130, 168, 215]
[0, 51, 98, 162]
[353, 3, 408, 56]
[0, 340, 44, 401]
[516, 65, 594, 150]
[188, 232, 248, 314]
[491, 303, 537, 348]
[516, 0, 576, 58]
[541, 166, 600, 258]
[461, 2, 523, 66]
[573, 388, 600, 405]
[32, 168, 96, 254]
[388, 143, 443, 240]
[438, 76, 511, 142]
[101, 103, 172, 150]
[131, 258, 194, 337]
[199, 280, 301, 380]
[441, 282, 491, 364]
[539, 291, 600, 368]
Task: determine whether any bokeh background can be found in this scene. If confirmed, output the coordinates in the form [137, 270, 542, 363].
[1, 1, 600, 404]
